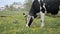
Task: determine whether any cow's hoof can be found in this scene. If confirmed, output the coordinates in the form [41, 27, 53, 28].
[41, 23, 44, 28]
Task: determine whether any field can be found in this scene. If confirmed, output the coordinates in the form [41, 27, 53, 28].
[0, 10, 60, 34]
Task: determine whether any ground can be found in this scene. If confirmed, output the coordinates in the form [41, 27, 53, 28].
[0, 10, 60, 34]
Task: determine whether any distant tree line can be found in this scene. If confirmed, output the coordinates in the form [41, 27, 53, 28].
[5, 0, 33, 11]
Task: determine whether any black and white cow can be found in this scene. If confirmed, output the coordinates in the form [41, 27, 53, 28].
[25, 0, 60, 28]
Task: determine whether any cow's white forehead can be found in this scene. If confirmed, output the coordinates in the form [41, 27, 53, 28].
[38, 0, 40, 3]
[32, 0, 43, 3]
[38, 0, 40, 2]
[32, 0, 40, 1]
[38, 0, 44, 1]
[32, 0, 40, 2]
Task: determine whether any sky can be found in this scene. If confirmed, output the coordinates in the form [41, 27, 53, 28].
[0, 0, 26, 7]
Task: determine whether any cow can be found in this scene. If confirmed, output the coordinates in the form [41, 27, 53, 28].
[24, 0, 60, 28]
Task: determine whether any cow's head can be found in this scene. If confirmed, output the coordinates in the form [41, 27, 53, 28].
[23, 13, 33, 27]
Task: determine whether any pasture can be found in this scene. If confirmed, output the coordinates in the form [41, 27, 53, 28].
[0, 10, 60, 34]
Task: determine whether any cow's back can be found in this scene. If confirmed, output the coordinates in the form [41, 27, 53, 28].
[44, 0, 59, 15]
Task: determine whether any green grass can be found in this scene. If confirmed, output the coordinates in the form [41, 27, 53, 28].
[0, 10, 60, 34]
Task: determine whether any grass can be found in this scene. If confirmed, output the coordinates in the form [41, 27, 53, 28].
[0, 10, 60, 34]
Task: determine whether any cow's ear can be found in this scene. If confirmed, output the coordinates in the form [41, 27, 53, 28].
[23, 13, 25, 15]
[23, 13, 27, 17]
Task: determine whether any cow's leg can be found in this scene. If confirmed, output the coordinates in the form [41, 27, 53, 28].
[40, 11, 45, 28]
[26, 15, 33, 28]
[40, 1, 45, 27]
